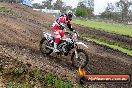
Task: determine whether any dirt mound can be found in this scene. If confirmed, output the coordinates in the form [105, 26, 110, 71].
[0, 3, 54, 23]
[0, 2, 78, 87]
[0, 3, 55, 48]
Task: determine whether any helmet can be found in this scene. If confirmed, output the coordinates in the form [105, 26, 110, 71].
[66, 11, 73, 20]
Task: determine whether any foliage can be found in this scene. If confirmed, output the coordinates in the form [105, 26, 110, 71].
[29, 69, 72, 88]
[100, 0, 132, 23]
[62, 6, 73, 13]
[106, 3, 114, 12]
[30, 69, 45, 81]
[45, 74, 72, 88]
[42, 0, 53, 9]
[76, 0, 94, 18]
[53, 0, 64, 12]
[32, 0, 74, 13]
[75, 6, 88, 17]
[1, 66, 73, 88]
[54, 79, 72, 88]
[8, 66, 27, 75]
[100, 11, 121, 21]
[100, 0, 132, 24]
[100, 3, 119, 21]
[0, 7, 14, 14]
[32, 3, 44, 9]
[83, 0, 94, 12]
[116, 0, 132, 22]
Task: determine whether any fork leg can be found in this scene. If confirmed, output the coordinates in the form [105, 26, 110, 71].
[75, 49, 78, 58]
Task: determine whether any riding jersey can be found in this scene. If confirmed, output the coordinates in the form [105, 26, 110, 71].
[52, 15, 73, 43]
[52, 15, 73, 31]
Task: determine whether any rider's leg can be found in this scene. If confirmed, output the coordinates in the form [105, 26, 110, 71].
[53, 38, 60, 52]
[52, 26, 64, 53]
[60, 30, 64, 37]
[53, 30, 61, 53]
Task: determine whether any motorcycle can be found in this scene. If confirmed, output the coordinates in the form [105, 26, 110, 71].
[39, 31, 89, 68]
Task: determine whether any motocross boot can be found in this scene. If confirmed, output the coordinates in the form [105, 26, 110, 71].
[52, 42, 59, 53]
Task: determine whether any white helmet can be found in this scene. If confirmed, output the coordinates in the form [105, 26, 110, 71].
[66, 10, 73, 20]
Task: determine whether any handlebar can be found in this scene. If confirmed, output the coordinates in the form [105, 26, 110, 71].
[64, 31, 79, 42]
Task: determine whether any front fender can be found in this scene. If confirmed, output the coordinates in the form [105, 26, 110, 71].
[76, 42, 88, 49]
[43, 32, 52, 39]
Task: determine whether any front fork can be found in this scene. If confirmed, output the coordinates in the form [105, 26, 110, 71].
[74, 44, 79, 59]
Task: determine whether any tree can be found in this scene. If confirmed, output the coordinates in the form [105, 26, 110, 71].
[116, 0, 132, 22]
[32, 3, 43, 9]
[104, 3, 115, 19]
[77, 0, 86, 7]
[62, 6, 72, 13]
[106, 3, 114, 12]
[75, 6, 88, 17]
[128, 10, 132, 21]
[42, 0, 53, 9]
[85, 0, 94, 17]
[53, 0, 64, 12]
[76, 0, 94, 18]
[100, 11, 121, 21]
[84, 0, 94, 12]
[100, 2, 123, 22]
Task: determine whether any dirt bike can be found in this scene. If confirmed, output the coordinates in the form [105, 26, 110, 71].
[39, 31, 89, 68]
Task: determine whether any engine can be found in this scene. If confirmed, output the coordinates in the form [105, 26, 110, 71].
[57, 39, 74, 55]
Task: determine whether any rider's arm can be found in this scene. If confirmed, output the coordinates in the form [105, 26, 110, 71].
[67, 21, 75, 32]
[56, 15, 66, 30]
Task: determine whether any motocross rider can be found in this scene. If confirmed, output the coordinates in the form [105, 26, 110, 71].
[52, 11, 75, 53]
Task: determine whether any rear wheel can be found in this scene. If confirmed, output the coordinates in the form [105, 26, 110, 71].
[71, 49, 88, 68]
[39, 37, 53, 55]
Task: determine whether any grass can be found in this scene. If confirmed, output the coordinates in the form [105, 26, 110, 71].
[73, 19, 132, 37]
[79, 32, 132, 51]
[45, 74, 72, 88]
[31, 69, 72, 88]
[84, 37, 132, 56]
[10, 67, 27, 75]
[0, 7, 14, 14]
[1, 66, 73, 88]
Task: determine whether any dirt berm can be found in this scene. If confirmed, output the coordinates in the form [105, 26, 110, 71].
[0, 3, 132, 88]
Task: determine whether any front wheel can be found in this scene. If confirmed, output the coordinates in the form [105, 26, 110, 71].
[39, 37, 53, 55]
[71, 49, 88, 68]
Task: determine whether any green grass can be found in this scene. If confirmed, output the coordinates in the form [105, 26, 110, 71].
[84, 37, 132, 56]
[45, 74, 72, 88]
[0, 7, 14, 14]
[1, 66, 73, 88]
[79, 32, 132, 51]
[73, 19, 132, 37]
[10, 67, 27, 75]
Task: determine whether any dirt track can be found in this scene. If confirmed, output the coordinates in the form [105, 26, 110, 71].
[0, 3, 132, 88]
